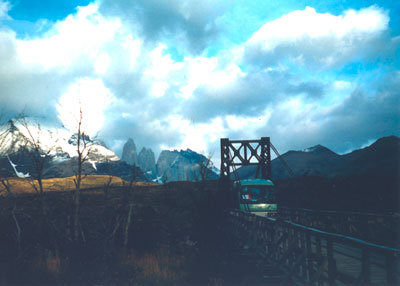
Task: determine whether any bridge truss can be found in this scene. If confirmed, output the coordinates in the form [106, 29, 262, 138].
[219, 137, 272, 207]
[220, 137, 272, 181]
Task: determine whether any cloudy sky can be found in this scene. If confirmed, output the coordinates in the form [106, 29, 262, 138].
[0, 0, 399, 160]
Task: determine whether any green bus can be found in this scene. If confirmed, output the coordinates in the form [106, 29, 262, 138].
[234, 178, 277, 217]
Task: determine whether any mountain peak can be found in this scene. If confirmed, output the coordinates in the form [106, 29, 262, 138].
[371, 135, 399, 147]
[7, 119, 18, 133]
[137, 147, 156, 174]
[122, 138, 137, 165]
[303, 144, 335, 154]
[126, 138, 136, 146]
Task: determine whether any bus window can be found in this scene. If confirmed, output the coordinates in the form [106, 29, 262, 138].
[240, 186, 275, 204]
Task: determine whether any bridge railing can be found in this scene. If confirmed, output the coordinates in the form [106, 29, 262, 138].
[278, 207, 400, 247]
[227, 210, 400, 286]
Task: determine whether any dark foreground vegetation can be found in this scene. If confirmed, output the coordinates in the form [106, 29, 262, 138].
[0, 173, 398, 285]
[0, 180, 271, 285]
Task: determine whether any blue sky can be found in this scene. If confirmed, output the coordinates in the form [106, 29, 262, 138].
[0, 0, 398, 159]
[8, 0, 91, 21]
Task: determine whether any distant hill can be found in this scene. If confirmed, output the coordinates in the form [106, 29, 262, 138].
[237, 136, 400, 180]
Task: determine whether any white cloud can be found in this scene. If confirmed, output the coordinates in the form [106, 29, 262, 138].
[122, 36, 142, 71]
[94, 52, 111, 74]
[226, 112, 271, 132]
[333, 80, 352, 90]
[16, 3, 122, 70]
[141, 43, 245, 99]
[150, 81, 169, 98]
[244, 6, 389, 67]
[178, 56, 245, 98]
[143, 43, 183, 97]
[160, 115, 225, 154]
[57, 78, 115, 136]
[249, 6, 387, 47]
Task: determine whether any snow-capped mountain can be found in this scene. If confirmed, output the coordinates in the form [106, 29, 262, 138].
[0, 118, 119, 162]
[0, 118, 146, 181]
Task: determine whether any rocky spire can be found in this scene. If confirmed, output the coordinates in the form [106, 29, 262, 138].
[137, 147, 156, 175]
[121, 138, 137, 165]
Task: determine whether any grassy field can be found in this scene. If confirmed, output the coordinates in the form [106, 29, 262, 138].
[0, 174, 156, 194]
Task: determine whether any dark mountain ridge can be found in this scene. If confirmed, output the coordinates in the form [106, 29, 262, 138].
[273, 136, 399, 213]
[237, 135, 400, 180]
[332, 135, 399, 177]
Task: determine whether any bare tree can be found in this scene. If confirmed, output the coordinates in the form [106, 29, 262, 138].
[18, 117, 53, 215]
[123, 164, 138, 250]
[72, 106, 92, 242]
[0, 115, 10, 195]
[103, 174, 113, 202]
[162, 172, 168, 184]
[128, 164, 138, 189]
[0, 115, 22, 259]
[0, 177, 11, 196]
[196, 152, 214, 184]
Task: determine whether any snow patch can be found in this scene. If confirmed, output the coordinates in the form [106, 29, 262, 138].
[303, 145, 321, 153]
[7, 156, 30, 178]
[171, 155, 180, 166]
[88, 159, 97, 170]
[153, 176, 164, 184]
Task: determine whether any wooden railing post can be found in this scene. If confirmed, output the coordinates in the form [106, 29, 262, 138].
[327, 238, 336, 286]
[301, 231, 307, 279]
[361, 247, 371, 285]
[386, 253, 396, 286]
[316, 236, 323, 286]
[306, 233, 313, 282]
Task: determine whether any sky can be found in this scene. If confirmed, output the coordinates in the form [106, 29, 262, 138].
[0, 0, 399, 161]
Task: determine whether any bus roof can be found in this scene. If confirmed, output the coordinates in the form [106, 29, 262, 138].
[239, 178, 274, 186]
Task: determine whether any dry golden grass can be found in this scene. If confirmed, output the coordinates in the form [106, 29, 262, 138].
[0, 175, 157, 194]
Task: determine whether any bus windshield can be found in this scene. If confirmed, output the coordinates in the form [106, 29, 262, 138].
[240, 185, 275, 204]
